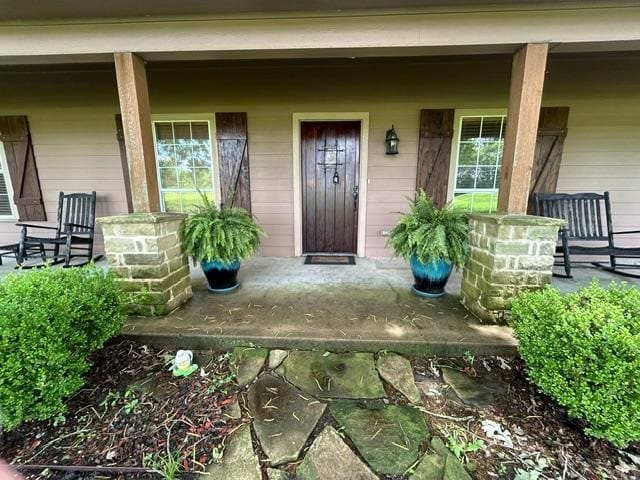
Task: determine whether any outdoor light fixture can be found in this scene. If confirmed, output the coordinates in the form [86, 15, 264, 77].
[385, 125, 399, 155]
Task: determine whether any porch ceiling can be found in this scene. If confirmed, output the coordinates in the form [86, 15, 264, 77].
[0, 0, 627, 22]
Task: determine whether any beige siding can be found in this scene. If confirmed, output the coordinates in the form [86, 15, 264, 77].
[545, 55, 640, 245]
[0, 53, 638, 257]
[0, 68, 126, 251]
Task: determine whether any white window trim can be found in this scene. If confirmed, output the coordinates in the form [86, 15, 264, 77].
[0, 141, 18, 220]
[447, 108, 508, 204]
[151, 114, 222, 212]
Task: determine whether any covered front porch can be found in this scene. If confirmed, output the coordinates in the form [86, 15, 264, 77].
[119, 256, 640, 355]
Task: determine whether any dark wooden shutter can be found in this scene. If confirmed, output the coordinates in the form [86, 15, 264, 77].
[416, 109, 455, 207]
[215, 112, 251, 212]
[115, 114, 134, 213]
[0, 116, 46, 221]
[527, 107, 570, 214]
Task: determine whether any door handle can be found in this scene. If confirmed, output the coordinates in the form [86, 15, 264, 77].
[353, 185, 359, 210]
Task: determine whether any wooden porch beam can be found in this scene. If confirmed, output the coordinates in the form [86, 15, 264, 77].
[497, 43, 548, 214]
[113, 52, 160, 213]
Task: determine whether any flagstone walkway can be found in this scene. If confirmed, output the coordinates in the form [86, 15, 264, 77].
[208, 346, 483, 480]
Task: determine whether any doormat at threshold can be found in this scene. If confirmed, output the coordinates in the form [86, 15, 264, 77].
[304, 255, 356, 265]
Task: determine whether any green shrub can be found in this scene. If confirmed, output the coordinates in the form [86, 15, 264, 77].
[0, 265, 126, 430]
[511, 281, 640, 447]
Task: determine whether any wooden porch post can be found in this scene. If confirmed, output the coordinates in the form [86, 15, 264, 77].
[497, 43, 549, 214]
[113, 52, 160, 213]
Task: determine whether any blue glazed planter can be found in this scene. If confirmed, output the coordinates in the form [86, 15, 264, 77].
[409, 255, 453, 298]
[201, 259, 241, 293]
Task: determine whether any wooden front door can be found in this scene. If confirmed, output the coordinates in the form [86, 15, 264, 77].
[301, 121, 360, 254]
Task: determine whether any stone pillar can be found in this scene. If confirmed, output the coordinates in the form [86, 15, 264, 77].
[97, 213, 192, 316]
[461, 214, 564, 324]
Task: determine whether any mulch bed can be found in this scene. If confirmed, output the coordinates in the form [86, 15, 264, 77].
[1, 342, 638, 479]
[413, 356, 639, 480]
[0, 340, 243, 479]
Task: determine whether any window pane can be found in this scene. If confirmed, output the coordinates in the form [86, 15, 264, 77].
[173, 122, 191, 143]
[460, 117, 481, 141]
[178, 168, 195, 189]
[156, 143, 176, 167]
[480, 117, 504, 141]
[456, 166, 476, 189]
[476, 167, 498, 189]
[458, 143, 478, 166]
[195, 168, 213, 189]
[162, 192, 182, 212]
[191, 122, 209, 140]
[477, 141, 503, 165]
[470, 192, 498, 213]
[0, 172, 11, 216]
[159, 168, 178, 189]
[155, 123, 173, 142]
[175, 145, 192, 169]
[192, 143, 212, 167]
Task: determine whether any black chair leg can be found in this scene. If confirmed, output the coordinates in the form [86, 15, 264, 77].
[64, 234, 72, 267]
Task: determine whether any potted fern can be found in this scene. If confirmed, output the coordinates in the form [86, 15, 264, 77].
[387, 190, 469, 297]
[181, 194, 264, 293]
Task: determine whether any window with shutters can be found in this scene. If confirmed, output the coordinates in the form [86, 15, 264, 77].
[452, 115, 506, 213]
[0, 141, 17, 218]
[152, 120, 216, 213]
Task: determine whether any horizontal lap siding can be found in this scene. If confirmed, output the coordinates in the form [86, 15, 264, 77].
[546, 55, 640, 247]
[0, 69, 126, 252]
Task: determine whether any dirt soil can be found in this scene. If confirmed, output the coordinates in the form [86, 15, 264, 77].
[1, 341, 638, 479]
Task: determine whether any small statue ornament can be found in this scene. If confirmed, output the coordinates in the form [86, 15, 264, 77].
[171, 349, 198, 377]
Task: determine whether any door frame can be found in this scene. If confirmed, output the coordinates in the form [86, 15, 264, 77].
[292, 112, 369, 257]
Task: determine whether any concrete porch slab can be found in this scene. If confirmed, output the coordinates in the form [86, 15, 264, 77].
[122, 257, 518, 356]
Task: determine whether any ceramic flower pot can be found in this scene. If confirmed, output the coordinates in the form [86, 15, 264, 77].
[201, 259, 241, 293]
[409, 255, 453, 298]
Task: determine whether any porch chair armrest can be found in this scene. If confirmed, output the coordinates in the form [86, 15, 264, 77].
[15, 223, 58, 231]
[611, 230, 640, 235]
[64, 223, 91, 230]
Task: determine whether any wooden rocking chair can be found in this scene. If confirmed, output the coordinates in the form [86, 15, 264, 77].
[17, 191, 97, 267]
[533, 191, 640, 278]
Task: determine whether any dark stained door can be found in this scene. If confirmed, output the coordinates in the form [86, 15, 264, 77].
[301, 121, 360, 254]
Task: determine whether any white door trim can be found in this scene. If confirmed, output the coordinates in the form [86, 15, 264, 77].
[292, 112, 370, 257]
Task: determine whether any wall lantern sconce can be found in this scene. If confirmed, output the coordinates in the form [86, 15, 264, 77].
[385, 125, 399, 155]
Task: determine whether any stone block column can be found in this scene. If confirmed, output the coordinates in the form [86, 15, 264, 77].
[97, 213, 192, 316]
[461, 214, 565, 325]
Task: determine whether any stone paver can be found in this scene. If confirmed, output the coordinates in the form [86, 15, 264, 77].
[411, 452, 445, 480]
[267, 468, 291, 480]
[232, 346, 268, 386]
[296, 426, 378, 480]
[277, 351, 385, 399]
[222, 399, 242, 420]
[444, 453, 472, 480]
[430, 436, 449, 457]
[268, 349, 289, 369]
[206, 424, 261, 480]
[330, 400, 429, 475]
[248, 374, 326, 465]
[441, 367, 494, 408]
[376, 352, 421, 404]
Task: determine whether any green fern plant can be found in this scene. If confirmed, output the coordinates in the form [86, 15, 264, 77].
[181, 193, 265, 264]
[387, 190, 469, 267]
